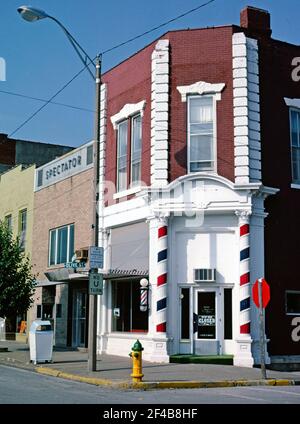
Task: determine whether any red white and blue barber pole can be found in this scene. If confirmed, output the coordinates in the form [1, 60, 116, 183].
[140, 287, 148, 312]
[156, 224, 168, 333]
[239, 222, 251, 335]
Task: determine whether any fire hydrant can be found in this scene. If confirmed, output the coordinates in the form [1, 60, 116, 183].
[129, 339, 144, 383]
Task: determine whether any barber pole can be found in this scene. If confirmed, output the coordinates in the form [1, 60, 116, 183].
[140, 287, 148, 312]
[239, 222, 251, 334]
[156, 225, 168, 333]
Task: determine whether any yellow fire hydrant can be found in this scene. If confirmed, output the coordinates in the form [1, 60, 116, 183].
[129, 339, 144, 383]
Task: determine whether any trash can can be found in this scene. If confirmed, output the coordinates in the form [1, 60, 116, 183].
[0, 317, 5, 341]
[29, 320, 53, 364]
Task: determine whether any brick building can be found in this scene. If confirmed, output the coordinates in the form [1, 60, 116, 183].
[0, 133, 73, 173]
[31, 142, 94, 347]
[30, 6, 300, 366]
[92, 5, 300, 366]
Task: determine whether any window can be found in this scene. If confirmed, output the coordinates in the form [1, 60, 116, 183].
[4, 214, 12, 232]
[286, 291, 300, 315]
[112, 280, 148, 332]
[224, 288, 233, 340]
[290, 109, 300, 184]
[188, 96, 215, 172]
[19, 209, 27, 250]
[180, 288, 190, 339]
[49, 224, 75, 266]
[56, 304, 62, 318]
[37, 169, 43, 187]
[131, 115, 142, 186]
[86, 145, 93, 165]
[117, 120, 128, 192]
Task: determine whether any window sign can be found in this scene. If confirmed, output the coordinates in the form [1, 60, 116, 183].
[197, 292, 216, 339]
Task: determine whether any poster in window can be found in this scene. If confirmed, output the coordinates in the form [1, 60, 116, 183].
[197, 292, 216, 339]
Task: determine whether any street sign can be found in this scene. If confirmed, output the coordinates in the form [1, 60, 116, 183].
[253, 277, 270, 380]
[89, 246, 104, 269]
[89, 272, 103, 295]
[252, 278, 270, 308]
[65, 262, 86, 269]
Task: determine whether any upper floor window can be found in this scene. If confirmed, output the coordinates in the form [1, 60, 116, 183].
[117, 120, 128, 192]
[5, 214, 12, 232]
[49, 223, 74, 266]
[116, 114, 142, 192]
[188, 96, 215, 173]
[290, 109, 300, 184]
[131, 115, 142, 186]
[19, 209, 27, 250]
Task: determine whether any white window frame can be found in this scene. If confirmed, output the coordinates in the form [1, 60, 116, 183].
[187, 94, 217, 174]
[289, 107, 300, 185]
[285, 290, 300, 316]
[116, 120, 128, 193]
[130, 114, 142, 187]
[48, 223, 74, 267]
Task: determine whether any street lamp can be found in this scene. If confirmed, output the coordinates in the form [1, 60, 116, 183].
[17, 5, 101, 372]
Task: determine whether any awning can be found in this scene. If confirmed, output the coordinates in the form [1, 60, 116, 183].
[110, 221, 149, 272]
[103, 269, 148, 280]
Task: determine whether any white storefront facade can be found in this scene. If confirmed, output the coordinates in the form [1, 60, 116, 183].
[97, 173, 276, 366]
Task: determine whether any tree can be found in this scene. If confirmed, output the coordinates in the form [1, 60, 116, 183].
[0, 220, 36, 320]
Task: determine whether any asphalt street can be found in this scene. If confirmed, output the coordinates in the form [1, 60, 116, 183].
[1, 365, 300, 405]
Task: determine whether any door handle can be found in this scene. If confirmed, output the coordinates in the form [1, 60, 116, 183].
[193, 313, 198, 333]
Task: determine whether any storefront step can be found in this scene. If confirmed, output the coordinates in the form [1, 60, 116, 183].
[170, 354, 234, 365]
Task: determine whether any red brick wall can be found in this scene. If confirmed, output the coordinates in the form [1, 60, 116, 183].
[255, 35, 300, 356]
[103, 27, 235, 206]
[168, 27, 235, 183]
[102, 43, 154, 206]
[0, 135, 16, 165]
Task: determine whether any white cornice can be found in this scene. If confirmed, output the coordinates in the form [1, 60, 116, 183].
[284, 97, 300, 109]
[110, 100, 146, 129]
[177, 81, 226, 102]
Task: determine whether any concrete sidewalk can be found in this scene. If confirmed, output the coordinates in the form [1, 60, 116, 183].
[1, 341, 300, 390]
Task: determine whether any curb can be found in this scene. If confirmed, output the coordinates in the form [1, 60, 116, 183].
[36, 367, 298, 390]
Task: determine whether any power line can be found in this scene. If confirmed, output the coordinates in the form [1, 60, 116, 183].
[0, 89, 94, 113]
[8, 56, 96, 138]
[102, 0, 217, 55]
[7, 0, 218, 138]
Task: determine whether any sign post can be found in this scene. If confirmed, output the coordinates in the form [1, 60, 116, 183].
[252, 278, 270, 380]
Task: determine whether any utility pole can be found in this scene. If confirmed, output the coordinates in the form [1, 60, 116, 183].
[88, 55, 102, 372]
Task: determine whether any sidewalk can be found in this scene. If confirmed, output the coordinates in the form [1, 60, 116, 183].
[1, 341, 300, 390]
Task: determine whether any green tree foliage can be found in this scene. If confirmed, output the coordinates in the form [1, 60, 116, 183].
[0, 220, 36, 318]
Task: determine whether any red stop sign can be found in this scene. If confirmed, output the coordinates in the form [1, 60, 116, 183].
[252, 278, 270, 308]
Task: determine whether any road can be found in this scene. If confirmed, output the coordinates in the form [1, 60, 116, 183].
[1, 365, 300, 405]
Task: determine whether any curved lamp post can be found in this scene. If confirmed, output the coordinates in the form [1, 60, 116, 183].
[18, 5, 101, 372]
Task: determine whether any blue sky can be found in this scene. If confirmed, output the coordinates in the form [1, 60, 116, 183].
[1, 0, 299, 147]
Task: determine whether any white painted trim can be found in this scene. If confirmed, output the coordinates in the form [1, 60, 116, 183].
[187, 94, 218, 174]
[151, 39, 169, 187]
[284, 98, 300, 109]
[110, 100, 146, 129]
[291, 183, 300, 189]
[113, 185, 142, 199]
[232, 33, 261, 185]
[177, 81, 225, 102]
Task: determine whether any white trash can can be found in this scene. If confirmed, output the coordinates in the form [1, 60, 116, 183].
[0, 317, 5, 341]
[29, 320, 53, 364]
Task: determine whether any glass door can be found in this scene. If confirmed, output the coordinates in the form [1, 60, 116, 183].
[193, 289, 220, 355]
[72, 290, 87, 347]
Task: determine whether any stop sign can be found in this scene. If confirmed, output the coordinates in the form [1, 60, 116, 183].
[252, 278, 270, 308]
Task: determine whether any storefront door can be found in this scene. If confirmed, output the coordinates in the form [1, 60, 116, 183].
[72, 290, 87, 347]
[193, 288, 221, 355]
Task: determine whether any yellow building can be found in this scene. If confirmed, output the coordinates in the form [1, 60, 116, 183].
[0, 164, 35, 340]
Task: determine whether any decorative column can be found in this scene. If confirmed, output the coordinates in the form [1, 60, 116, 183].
[156, 219, 168, 333]
[147, 214, 169, 362]
[234, 210, 254, 367]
